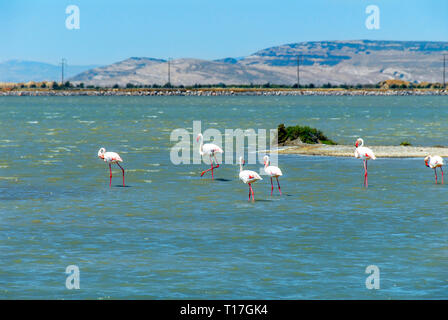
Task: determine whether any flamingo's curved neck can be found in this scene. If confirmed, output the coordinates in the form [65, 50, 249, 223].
[198, 135, 204, 155]
[359, 140, 364, 147]
[239, 160, 243, 172]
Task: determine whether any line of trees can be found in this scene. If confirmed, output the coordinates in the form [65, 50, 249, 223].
[107, 82, 374, 89]
[107, 82, 445, 89]
[3, 81, 446, 90]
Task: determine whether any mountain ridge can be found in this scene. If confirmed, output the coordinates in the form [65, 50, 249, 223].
[3, 40, 448, 85]
[0, 60, 99, 83]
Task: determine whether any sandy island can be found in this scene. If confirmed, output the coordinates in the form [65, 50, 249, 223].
[275, 144, 448, 158]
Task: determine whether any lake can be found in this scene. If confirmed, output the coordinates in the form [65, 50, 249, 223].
[0, 96, 447, 299]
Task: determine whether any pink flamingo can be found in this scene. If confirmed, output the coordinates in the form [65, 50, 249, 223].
[197, 133, 223, 179]
[239, 156, 262, 201]
[263, 155, 283, 195]
[354, 138, 376, 187]
[424, 155, 444, 184]
[98, 147, 125, 187]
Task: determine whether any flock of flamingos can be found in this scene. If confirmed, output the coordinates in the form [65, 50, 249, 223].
[98, 134, 445, 201]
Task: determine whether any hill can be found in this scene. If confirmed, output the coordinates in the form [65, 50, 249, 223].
[0, 60, 99, 83]
[3, 40, 448, 85]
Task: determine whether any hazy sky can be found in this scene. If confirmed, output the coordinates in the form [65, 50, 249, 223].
[1, 0, 447, 65]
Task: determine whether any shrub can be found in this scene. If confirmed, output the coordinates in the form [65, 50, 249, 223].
[262, 83, 271, 88]
[277, 124, 336, 145]
[277, 124, 288, 144]
[400, 141, 412, 146]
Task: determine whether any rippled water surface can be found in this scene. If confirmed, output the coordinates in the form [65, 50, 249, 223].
[0, 96, 447, 299]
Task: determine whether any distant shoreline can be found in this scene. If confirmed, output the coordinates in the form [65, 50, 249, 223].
[1, 88, 447, 97]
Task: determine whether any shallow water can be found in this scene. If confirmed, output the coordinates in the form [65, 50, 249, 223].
[0, 96, 447, 299]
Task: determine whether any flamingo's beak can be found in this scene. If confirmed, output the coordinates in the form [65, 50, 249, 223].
[425, 161, 429, 167]
[196, 136, 199, 142]
[355, 142, 359, 147]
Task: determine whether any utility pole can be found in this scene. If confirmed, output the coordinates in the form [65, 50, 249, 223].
[297, 55, 300, 88]
[168, 58, 171, 85]
[61, 58, 67, 84]
[443, 54, 446, 89]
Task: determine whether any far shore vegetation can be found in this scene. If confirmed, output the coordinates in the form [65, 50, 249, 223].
[0, 79, 446, 91]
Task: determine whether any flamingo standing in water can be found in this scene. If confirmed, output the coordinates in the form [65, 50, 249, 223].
[239, 156, 262, 201]
[98, 147, 125, 187]
[354, 138, 376, 187]
[263, 155, 283, 195]
[197, 133, 223, 179]
[424, 155, 444, 184]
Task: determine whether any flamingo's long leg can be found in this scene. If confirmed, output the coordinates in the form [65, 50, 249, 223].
[270, 177, 273, 196]
[248, 183, 252, 201]
[362, 160, 365, 187]
[250, 183, 255, 202]
[362, 160, 366, 187]
[441, 167, 444, 184]
[365, 160, 368, 188]
[276, 177, 282, 195]
[200, 154, 220, 178]
[210, 155, 214, 179]
[116, 162, 125, 187]
[109, 163, 112, 187]
[434, 168, 438, 184]
[213, 154, 220, 170]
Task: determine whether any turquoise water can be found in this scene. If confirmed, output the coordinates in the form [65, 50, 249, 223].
[0, 96, 447, 299]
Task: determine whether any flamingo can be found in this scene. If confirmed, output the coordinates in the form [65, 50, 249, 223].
[424, 155, 444, 184]
[239, 156, 262, 201]
[263, 155, 283, 195]
[354, 138, 376, 187]
[98, 147, 125, 187]
[197, 133, 223, 179]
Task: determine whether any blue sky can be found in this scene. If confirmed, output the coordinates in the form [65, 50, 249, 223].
[1, 0, 447, 65]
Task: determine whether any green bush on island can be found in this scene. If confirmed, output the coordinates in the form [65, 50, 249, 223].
[277, 124, 337, 145]
[400, 141, 412, 146]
